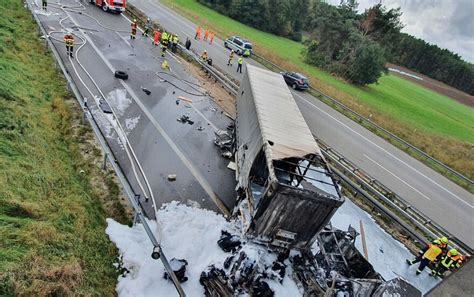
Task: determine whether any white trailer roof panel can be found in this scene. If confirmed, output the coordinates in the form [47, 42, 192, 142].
[246, 65, 320, 160]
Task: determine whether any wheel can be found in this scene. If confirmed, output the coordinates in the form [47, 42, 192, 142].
[114, 70, 128, 80]
[224, 42, 227, 48]
[90, 0, 94, 3]
[102, 4, 108, 12]
[292, 83, 297, 90]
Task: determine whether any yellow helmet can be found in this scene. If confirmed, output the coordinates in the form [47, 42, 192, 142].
[449, 249, 458, 256]
[440, 237, 448, 244]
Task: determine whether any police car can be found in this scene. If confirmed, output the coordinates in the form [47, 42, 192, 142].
[224, 36, 252, 57]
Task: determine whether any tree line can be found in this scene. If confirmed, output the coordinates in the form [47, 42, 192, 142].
[197, 0, 474, 92]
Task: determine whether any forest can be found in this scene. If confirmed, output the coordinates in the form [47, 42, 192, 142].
[197, 0, 474, 92]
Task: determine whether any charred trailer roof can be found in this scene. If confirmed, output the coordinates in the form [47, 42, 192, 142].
[235, 65, 344, 249]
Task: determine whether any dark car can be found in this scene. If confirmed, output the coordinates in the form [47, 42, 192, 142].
[281, 71, 309, 90]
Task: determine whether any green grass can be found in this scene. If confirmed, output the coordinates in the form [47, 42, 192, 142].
[161, 0, 474, 180]
[0, 1, 128, 295]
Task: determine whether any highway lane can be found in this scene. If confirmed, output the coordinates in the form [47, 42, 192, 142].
[130, 0, 474, 247]
[31, 0, 237, 216]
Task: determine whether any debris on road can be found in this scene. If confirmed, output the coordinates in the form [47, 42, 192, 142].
[178, 95, 193, 103]
[141, 87, 151, 95]
[197, 126, 205, 131]
[114, 70, 128, 80]
[221, 151, 232, 159]
[164, 258, 188, 283]
[99, 99, 113, 114]
[167, 174, 177, 181]
[227, 162, 237, 171]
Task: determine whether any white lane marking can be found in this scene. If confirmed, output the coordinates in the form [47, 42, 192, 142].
[364, 154, 431, 201]
[77, 18, 230, 216]
[115, 31, 133, 48]
[191, 105, 219, 131]
[293, 92, 474, 208]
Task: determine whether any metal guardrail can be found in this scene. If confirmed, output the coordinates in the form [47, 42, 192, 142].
[25, 2, 186, 295]
[127, 2, 473, 255]
[250, 53, 473, 193]
[317, 138, 473, 255]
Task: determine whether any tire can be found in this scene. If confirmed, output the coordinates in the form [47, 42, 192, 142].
[292, 83, 297, 90]
[224, 42, 227, 48]
[115, 70, 128, 80]
[102, 4, 108, 12]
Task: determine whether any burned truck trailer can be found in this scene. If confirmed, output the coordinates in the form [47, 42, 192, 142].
[234, 65, 344, 249]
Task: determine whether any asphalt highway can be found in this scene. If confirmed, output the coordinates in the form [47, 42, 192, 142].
[130, 0, 474, 248]
[30, 0, 237, 217]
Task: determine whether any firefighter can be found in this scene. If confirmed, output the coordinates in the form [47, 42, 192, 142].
[237, 56, 243, 73]
[185, 37, 191, 50]
[42, 0, 47, 10]
[227, 50, 234, 66]
[130, 19, 137, 40]
[171, 34, 179, 53]
[153, 29, 161, 46]
[203, 28, 209, 41]
[143, 18, 152, 37]
[201, 50, 208, 61]
[209, 33, 214, 45]
[406, 237, 448, 275]
[431, 249, 464, 277]
[195, 26, 201, 40]
[161, 31, 169, 57]
[64, 33, 74, 58]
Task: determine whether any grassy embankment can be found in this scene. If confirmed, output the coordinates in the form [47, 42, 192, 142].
[0, 1, 130, 295]
[162, 0, 474, 182]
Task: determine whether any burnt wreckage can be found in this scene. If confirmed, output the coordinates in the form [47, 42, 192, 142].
[203, 65, 421, 296]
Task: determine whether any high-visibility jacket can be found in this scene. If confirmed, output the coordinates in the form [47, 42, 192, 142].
[422, 243, 442, 261]
[238, 57, 243, 65]
[440, 254, 463, 268]
[64, 34, 74, 45]
[173, 35, 179, 44]
[161, 32, 169, 46]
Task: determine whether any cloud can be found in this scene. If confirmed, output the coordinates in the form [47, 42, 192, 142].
[327, 0, 474, 62]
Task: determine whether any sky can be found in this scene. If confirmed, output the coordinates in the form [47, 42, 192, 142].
[327, 0, 474, 63]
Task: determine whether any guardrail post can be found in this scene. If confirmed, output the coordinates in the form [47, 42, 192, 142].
[103, 153, 108, 170]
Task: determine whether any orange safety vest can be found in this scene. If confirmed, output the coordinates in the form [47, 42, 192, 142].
[204, 29, 209, 37]
[196, 26, 201, 34]
[422, 244, 442, 261]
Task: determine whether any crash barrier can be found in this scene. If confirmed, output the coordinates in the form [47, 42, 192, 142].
[250, 53, 473, 193]
[126, 7, 239, 97]
[317, 137, 473, 256]
[126, 4, 473, 256]
[25, 2, 186, 295]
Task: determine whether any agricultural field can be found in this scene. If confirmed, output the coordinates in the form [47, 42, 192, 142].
[0, 0, 129, 295]
[162, 0, 474, 179]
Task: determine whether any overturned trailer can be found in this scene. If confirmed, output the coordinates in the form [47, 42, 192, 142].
[234, 65, 344, 249]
